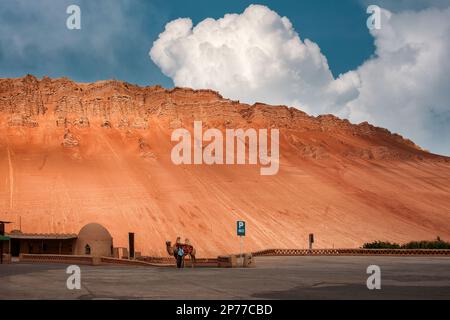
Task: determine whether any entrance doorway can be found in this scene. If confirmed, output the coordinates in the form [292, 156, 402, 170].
[11, 239, 20, 257]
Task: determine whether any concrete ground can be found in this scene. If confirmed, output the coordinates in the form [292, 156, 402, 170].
[0, 256, 449, 299]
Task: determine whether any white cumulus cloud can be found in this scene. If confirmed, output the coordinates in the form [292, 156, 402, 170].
[150, 4, 450, 156]
[150, 5, 359, 115]
[344, 7, 450, 155]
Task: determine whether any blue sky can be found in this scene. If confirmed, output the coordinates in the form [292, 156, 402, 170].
[0, 0, 375, 86]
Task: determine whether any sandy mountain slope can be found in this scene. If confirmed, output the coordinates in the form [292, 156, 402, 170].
[0, 75, 449, 257]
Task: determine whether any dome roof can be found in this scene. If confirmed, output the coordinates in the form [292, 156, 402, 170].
[78, 223, 112, 241]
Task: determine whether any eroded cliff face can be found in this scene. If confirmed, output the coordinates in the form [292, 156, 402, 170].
[0, 74, 436, 157]
[1, 75, 449, 257]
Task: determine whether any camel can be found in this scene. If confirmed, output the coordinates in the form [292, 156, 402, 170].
[165, 237, 196, 267]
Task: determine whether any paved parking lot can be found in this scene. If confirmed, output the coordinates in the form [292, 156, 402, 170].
[0, 256, 449, 299]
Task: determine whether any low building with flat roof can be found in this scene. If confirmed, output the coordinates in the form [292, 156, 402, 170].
[1, 222, 113, 258]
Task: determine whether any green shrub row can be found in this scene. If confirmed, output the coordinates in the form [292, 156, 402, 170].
[363, 238, 450, 249]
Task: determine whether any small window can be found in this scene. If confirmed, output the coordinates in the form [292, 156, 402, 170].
[85, 244, 91, 255]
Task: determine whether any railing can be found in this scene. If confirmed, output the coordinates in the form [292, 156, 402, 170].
[14, 248, 450, 268]
[19, 254, 95, 265]
[100, 257, 172, 267]
[252, 248, 450, 256]
[137, 256, 218, 267]
[137, 256, 173, 264]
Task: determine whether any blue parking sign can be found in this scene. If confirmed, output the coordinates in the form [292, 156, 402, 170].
[237, 221, 246, 236]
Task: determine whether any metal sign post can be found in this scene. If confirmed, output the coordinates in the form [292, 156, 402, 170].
[128, 232, 135, 260]
[240, 236, 243, 266]
[309, 233, 314, 251]
[237, 221, 246, 267]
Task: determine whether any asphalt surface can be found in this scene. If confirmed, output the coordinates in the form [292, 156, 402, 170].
[0, 256, 449, 299]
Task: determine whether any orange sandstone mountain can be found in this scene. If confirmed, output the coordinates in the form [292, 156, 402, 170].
[1, 75, 450, 257]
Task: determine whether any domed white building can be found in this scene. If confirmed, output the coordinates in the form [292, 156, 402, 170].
[75, 223, 113, 257]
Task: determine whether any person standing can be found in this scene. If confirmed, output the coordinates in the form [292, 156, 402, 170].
[173, 237, 181, 260]
[176, 245, 184, 268]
